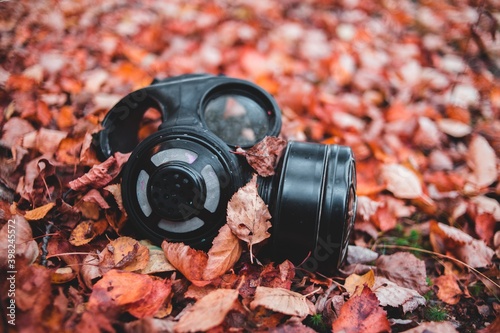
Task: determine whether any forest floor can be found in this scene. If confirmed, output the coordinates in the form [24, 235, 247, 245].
[0, 0, 499, 332]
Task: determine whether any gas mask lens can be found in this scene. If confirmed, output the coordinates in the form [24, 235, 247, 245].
[203, 94, 271, 146]
[95, 74, 357, 273]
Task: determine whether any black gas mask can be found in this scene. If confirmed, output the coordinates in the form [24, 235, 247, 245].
[95, 74, 357, 272]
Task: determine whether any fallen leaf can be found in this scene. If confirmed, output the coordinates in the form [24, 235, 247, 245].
[203, 224, 243, 281]
[376, 252, 429, 295]
[174, 289, 239, 333]
[437, 118, 472, 137]
[227, 175, 272, 257]
[332, 287, 391, 333]
[139, 240, 176, 274]
[69, 154, 124, 191]
[478, 316, 500, 333]
[235, 136, 287, 177]
[162, 241, 209, 287]
[344, 270, 375, 296]
[380, 163, 423, 199]
[346, 246, 379, 265]
[467, 135, 498, 188]
[430, 221, 494, 268]
[69, 221, 97, 246]
[373, 276, 426, 313]
[104, 183, 124, 211]
[108, 236, 149, 272]
[433, 274, 462, 305]
[250, 286, 315, 317]
[81, 253, 102, 289]
[0, 215, 39, 266]
[24, 202, 56, 220]
[82, 189, 110, 209]
[88, 269, 171, 318]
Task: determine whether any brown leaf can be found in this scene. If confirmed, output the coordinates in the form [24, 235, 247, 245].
[88, 270, 171, 319]
[433, 275, 462, 305]
[24, 202, 56, 220]
[437, 118, 472, 137]
[430, 221, 494, 268]
[174, 289, 239, 333]
[108, 237, 150, 272]
[0, 215, 39, 266]
[332, 287, 390, 333]
[227, 175, 272, 255]
[81, 253, 102, 289]
[69, 153, 127, 191]
[467, 135, 497, 188]
[82, 189, 110, 209]
[161, 240, 210, 286]
[250, 286, 315, 317]
[344, 270, 375, 296]
[104, 183, 124, 211]
[236, 136, 287, 177]
[203, 224, 243, 281]
[373, 276, 426, 313]
[376, 252, 429, 295]
[380, 164, 423, 199]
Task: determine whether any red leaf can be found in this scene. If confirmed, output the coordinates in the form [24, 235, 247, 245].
[235, 136, 287, 177]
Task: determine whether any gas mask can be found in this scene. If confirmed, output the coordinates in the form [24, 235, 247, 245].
[94, 74, 357, 272]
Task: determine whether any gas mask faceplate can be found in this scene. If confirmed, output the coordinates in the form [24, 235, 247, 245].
[95, 74, 357, 273]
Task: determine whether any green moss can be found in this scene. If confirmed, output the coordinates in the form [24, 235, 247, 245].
[424, 305, 448, 321]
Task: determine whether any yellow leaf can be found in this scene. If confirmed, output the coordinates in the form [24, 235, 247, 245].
[344, 270, 375, 296]
[24, 202, 56, 220]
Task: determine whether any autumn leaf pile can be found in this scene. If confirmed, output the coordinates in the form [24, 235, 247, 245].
[0, 0, 499, 332]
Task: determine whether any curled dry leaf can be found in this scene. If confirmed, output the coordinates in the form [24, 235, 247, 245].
[104, 183, 123, 211]
[174, 289, 239, 333]
[24, 202, 55, 220]
[400, 321, 459, 333]
[162, 241, 210, 287]
[376, 252, 429, 295]
[203, 224, 243, 281]
[69, 153, 127, 191]
[332, 287, 390, 333]
[235, 136, 287, 177]
[344, 270, 375, 296]
[433, 274, 462, 305]
[346, 245, 379, 265]
[249, 286, 315, 318]
[0, 215, 39, 266]
[373, 276, 426, 313]
[81, 253, 101, 289]
[467, 135, 498, 188]
[380, 163, 423, 199]
[87, 269, 171, 319]
[227, 175, 272, 257]
[82, 189, 110, 209]
[430, 221, 494, 268]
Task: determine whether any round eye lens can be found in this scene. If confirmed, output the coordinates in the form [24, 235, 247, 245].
[204, 94, 270, 146]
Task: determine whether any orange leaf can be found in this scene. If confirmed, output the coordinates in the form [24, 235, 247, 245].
[24, 202, 56, 220]
[203, 224, 243, 281]
[332, 287, 390, 333]
[249, 286, 315, 317]
[161, 241, 209, 287]
[433, 275, 462, 305]
[344, 270, 375, 296]
[174, 289, 239, 333]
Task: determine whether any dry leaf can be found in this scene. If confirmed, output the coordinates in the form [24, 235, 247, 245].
[373, 276, 426, 313]
[433, 275, 462, 305]
[346, 245, 379, 265]
[430, 221, 494, 268]
[108, 236, 149, 272]
[332, 287, 390, 333]
[81, 253, 102, 289]
[376, 252, 429, 295]
[227, 175, 272, 257]
[0, 215, 39, 266]
[24, 202, 56, 220]
[104, 183, 124, 211]
[380, 164, 423, 199]
[344, 270, 375, 296]
[139, 240, 176, 274]
[88, 269, 171, 319]
[162, 241, 210, 287]
[203, 224, 243, 281]
[69, 154, 126, 191]
[174, 289, 239, 333]
[82, 189, 110, 209]
[69, 221, 97, 246]
[250, 286, 315, 317]
[235, 136, 287, 177]
[437, 118, 472, 137]
[467, 135, 497, 188]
